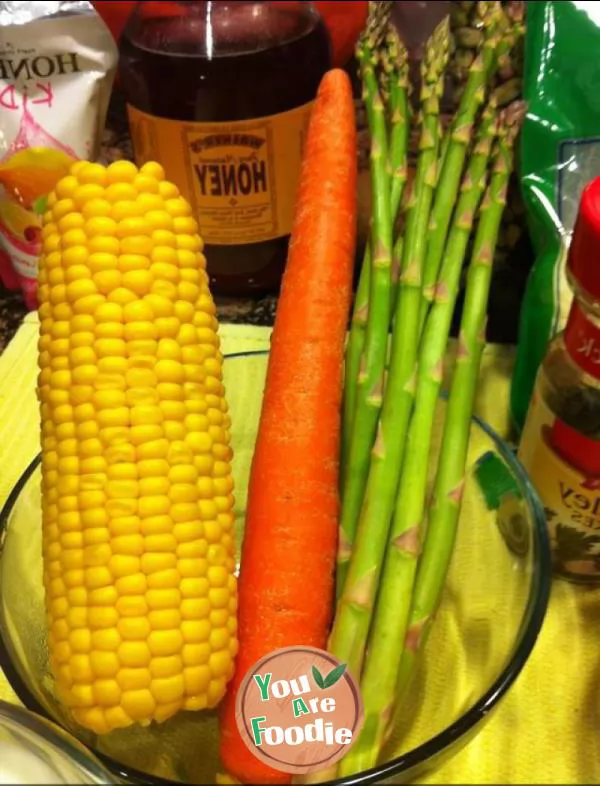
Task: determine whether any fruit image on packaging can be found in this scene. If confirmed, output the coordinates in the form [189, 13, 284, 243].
[0, 146, 76, 210]
[0, 197, 42, 249]
[0, 108, 77, 298]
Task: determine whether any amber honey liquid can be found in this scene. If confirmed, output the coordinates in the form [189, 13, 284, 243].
[119, 3, 331, 296]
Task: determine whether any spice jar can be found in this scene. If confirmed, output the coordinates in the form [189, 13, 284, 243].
[118, 1, 332, 297]
[518, 177, 600, 583]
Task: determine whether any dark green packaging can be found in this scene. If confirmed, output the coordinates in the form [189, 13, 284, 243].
[511, 0, 600, 433]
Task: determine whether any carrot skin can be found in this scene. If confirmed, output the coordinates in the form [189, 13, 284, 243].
[219, 68, 357, 786]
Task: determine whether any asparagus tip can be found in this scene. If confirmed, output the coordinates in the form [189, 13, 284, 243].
[501, 99, 528, 140]
[505, 0, 526, 27]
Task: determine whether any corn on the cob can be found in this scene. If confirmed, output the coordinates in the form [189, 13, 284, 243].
[36, 159, 238, 736]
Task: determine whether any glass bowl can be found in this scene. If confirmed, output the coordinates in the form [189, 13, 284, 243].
[0, 350, 551, 785]
[0, 700, 114, 784]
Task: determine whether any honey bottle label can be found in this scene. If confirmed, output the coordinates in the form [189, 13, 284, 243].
[126, 102, 314, 246]
[518, 384, 600, 581]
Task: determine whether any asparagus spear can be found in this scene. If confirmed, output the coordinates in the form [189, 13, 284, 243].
[337, 32, 394, 594]
[381, 26, 410, 323]
[341, 252, 370, 482]
[381, 25, 410, 220]
[331, 17, 451, 668]
[450, 0, 486, 92]
[390, 233, 404, 316]
[367, 0, 394, 46]
[491, 2, 526, 106]
[340, 3, 397, 481]
[495, 2, 526, 80]
[392, 103, 525, 716]
[418, 1, 502, 336]
[454, 26, 485, 49]
[338, 96, 498, 777]
[451, 0, 477, 29]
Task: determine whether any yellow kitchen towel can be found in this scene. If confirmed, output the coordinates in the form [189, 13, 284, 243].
[0, 314, 599, 784]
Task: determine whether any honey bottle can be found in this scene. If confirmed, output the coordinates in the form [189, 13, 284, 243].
[119, 0, 332, 297]
[518, 177, 600, 583]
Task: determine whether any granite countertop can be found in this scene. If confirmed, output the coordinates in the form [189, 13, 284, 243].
[0, 89, 534, 355]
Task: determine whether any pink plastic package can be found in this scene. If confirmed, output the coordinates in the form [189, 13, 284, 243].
[0, 1, 118, 309]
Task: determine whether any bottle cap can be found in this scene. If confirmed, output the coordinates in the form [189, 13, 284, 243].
[568, 176, 600, 300]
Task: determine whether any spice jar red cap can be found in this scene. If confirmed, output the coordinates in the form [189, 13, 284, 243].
[568, 176, 600, 300]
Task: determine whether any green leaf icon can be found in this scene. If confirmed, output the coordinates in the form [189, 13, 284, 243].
[312, 665, 325, 690]
[323, 663, 347, 689]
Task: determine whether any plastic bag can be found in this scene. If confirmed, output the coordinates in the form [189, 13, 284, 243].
[0, 1, 118, 310]
[510, 0, 600, 433]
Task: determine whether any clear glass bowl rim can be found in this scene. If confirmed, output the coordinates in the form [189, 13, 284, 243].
[0, 349, 552, 786]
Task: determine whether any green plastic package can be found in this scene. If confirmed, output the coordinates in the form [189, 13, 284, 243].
[511, 0, 600, 434]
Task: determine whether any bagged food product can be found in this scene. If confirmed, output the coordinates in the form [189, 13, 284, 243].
[0, 0, 118, 310]
[510, 0, 600, 434]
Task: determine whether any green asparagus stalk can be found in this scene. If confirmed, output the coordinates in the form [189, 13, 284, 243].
[331, 17, 451, 667]
[382, 26, 410, 322]
[337, 33, 394, 594]
[497, 1, 525, 81]
[341, 250, 370, 485]
[491, 2, 526, 106]
[340, 0, 392, 481]
[341, 20, 409, 481]
[338, 96, 498, 778]
[451, 0, 476, 28]
[450, 46, 477, 85]
[491, 77, 522, 107]
[418, 1, 502, 336]
[449, 0, 484, 88]
[454, 26, 485, 49]
[390, 233, 403, 316]
[391, 103, 525, 718]
[381, 26, 410, 219]
[367, 0, 394, 47]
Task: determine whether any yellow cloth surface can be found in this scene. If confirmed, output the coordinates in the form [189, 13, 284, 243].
[0, 314, 599, 784]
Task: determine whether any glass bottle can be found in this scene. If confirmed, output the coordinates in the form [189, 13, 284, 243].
[518, 176, 600, 583]
[118, 0, 332, 297]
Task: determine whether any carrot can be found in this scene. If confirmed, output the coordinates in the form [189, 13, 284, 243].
[219, 68, 357, 786]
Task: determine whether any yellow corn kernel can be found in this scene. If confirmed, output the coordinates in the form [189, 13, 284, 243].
[118, 617, 151, 641]
[116, 668, 151, 691]
[118, 642, 151, 668]
[134, 175, 160, 195]
[140, 162, 165, 180]
[37, 160, 237, 735]
[148, 569, 180, 590]
[104, 706, 132, 730]
[121, 690, 156, 722]
[78, 162, 108, 186]
[116, 596, 148, 618]
[105, 183, 138, 204]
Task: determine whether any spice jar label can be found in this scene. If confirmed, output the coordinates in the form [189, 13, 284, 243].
[519, 385, 600, 581]
[563, 301, 600, 380]
[126, 102, 313, 246]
